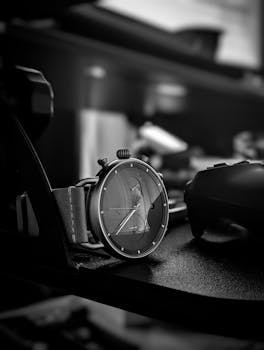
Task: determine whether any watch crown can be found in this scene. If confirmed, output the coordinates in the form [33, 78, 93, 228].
[116, 149, 131, 159]
[98, 158, 108, 167]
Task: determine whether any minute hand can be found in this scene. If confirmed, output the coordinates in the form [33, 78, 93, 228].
[114, 205, 139, 235]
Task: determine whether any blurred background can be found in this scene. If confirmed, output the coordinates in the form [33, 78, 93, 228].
[2, 0, 264, 188]
[1, 0, 264, 348]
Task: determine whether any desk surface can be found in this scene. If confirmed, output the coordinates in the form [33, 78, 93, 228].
[3, 222, 264, 340]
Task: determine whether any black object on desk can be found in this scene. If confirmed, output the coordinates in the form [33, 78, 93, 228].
[0, 66, 73, 268]
[185, 160, 264, 239]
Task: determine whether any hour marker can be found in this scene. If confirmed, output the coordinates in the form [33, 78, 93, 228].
[104, 187, 107, 191]
[137, 250, 141, 254]
[130, 164, 133, 167]
[152, 241, 156, 245]
[146, 168, 149, 173]
[121, 247, 124, 251]
[115, 170, 118, 174]
[107, 233, 111, 236]
[101, 211, 104, 214]
[161, 224, 165, 228]
[163, 203, 167, 207]
[158, 183, 161, 186]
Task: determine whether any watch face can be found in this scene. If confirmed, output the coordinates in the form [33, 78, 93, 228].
[98, 159, 168, 258]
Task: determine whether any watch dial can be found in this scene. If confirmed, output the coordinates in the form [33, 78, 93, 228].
[99, 160, 168, 257]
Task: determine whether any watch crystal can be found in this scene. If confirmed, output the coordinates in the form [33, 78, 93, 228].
[99, 160, 168, 257]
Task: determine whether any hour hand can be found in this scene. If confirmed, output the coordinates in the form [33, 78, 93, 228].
[114, 203, 140, 235]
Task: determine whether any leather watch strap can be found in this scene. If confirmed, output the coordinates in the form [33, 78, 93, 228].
[53, 186, 89, 244]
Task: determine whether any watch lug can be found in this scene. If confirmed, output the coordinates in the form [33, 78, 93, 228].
[75, 177, 98, 187]
[81, 241, 104, 250]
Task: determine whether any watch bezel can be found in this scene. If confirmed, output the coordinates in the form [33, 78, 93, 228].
[89, 158, 169, 259]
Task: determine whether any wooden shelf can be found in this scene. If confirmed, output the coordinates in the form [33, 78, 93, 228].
[4, 24, 264, 100]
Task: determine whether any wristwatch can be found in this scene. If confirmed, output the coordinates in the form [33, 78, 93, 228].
[18, 149, 169, 260]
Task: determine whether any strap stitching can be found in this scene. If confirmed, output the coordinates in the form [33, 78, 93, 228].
[68, 187, 76, 243]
